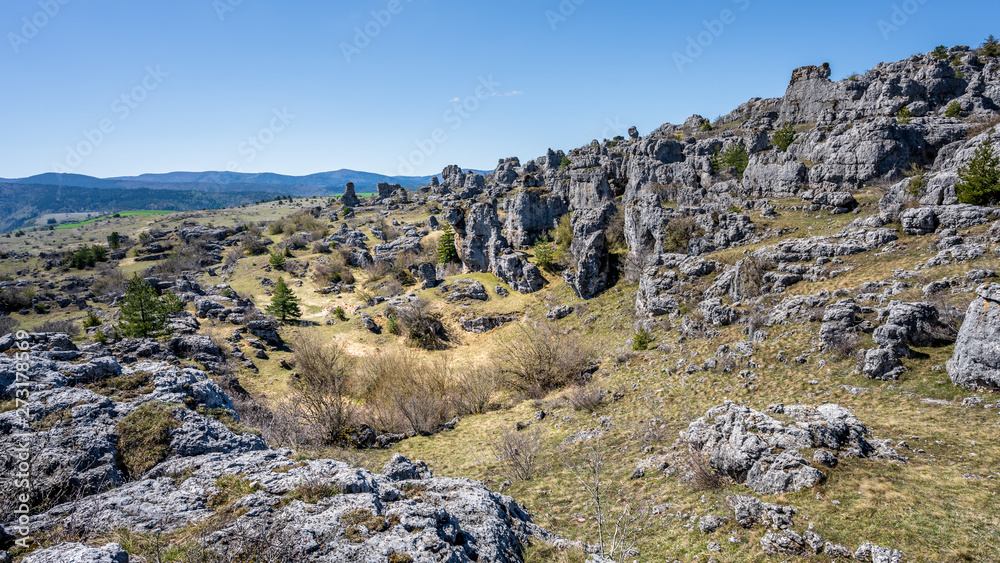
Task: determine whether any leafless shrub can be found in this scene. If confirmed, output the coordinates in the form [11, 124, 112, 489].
[224, 248, 242, 267]
[37, 319, 81, 337]
[928, 293, 967, 334]
[490, 428, 544, 481]
[284, 233, 310, 250]
[355, 349, 453, 435]
[563, 436, 654, 561]
[494, 323, 595, 398]
[241, 234, 268, 256]
[827, 332, 862, 359]
[90, 267, 127, 303]
[395, 298, 446, 350]
[376, 278, 404, 298]
[566, 385, 605, 413]
[0, 315, 18, 336]
[288, 335, 358, 445]
[312, 241, 331, 254]
[0, 286, 34, 311]
[452, 365, 499, 415]
[313, 252, 354, 286]
[662, 216, 704, 253]
[733, 255, 775, 299]
[683, 445, 728, 491]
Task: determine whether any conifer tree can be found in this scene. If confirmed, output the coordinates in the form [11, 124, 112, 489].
[266, 277, 302, 323]
[437, 224, 459, 264]
[956, 138, 1000, 205]
[118, 273, 169, 338]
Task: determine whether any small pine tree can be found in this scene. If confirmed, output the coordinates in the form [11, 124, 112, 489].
[437, 224, 459, 264]
[955, 138, 1000, 206]
[118, 273, 169, 338]
[896, 105, 914, 124]
[283, 245, 293, 258]
[712, 142, 749, 178]
[946, 101, 962, 118]
[83, 311, 101, 329]
[266, 277, 302, 323]
[771, 123, 796, 152]
[269, 252, 286, 270]
[534, 237, 557, 272]
[981, 35, 1000, 57]
[931, 45, 949, 60]
[633, 328, 654, 351]
[108, 232, 121, 250]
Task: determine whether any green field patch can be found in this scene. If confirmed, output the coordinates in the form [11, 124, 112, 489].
[56, 210, 174, 229]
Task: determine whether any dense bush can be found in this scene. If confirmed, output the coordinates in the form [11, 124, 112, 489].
[771, 123, 796, 152]
[67, 245, 108, 269]
[534, 238, 558, 272]
[897, 105, 914, 124]
[266, 277, 302, 323]
[633, 328, 654, 351]
[712, 142, 749, 177]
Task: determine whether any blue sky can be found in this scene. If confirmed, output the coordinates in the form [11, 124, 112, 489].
[2, 0, 998, 179]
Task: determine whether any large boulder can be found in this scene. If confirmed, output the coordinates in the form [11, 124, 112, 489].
[682, 402, 900, 494]
[948, 283, 1000, 390]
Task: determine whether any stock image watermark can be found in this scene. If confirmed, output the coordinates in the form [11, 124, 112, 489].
[9, 330, 35, 550]
[878, 0, 929, 41]
[545, 0, 585, 31]
[213, 0, 249, 21]
[599, 116, 628, 140]
[341, 0, 415, 64]
[672, 0, 751, 73]
[51, 65, 169, 174]
[7, 0, 72, 54]
[397, 75, 518, 175]
[224, 107, 296, 173]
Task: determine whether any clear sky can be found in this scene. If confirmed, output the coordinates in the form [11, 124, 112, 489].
[2, 0, 999, 179]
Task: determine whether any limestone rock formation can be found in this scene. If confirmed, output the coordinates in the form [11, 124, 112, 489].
[948, 283, 1000, 390]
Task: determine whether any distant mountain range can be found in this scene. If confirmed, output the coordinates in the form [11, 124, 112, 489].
[0, 167, 494, 232]
[0, 169, 463, 196]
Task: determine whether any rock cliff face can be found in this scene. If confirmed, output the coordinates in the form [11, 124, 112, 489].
[408, 47, 1000, 304]
[0, 334, 553, 563]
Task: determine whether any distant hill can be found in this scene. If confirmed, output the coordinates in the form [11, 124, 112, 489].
[0, 184, 280, 233]
[109, 169, 441, 189]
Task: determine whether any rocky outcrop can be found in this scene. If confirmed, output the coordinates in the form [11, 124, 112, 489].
[948, 283, 1000, 390]
[682, 402, 901, 495]
[341, 182, 361, 207]
[1, 334, 555, 563]
[0, 334, 262, 513]
[451, 203, 545, 294]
